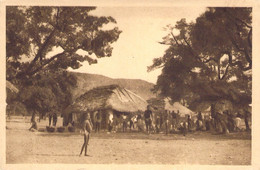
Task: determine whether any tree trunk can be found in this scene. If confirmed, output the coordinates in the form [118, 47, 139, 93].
[244, 109, 250, 131]
[210, 103, 216, 118]
[210, 103, 217, 131]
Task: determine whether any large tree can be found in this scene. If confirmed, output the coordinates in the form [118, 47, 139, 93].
[6, 6, 121, 116]
[6, 6, 121, 81]
[148, 7, 252, 112]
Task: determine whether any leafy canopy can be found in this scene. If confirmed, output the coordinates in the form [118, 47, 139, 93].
[148, 7, 252, 110]
[6, 6, 122, 81]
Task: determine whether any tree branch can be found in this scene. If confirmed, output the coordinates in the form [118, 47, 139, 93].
[26, 28, 56, 72]
[220, 64, 230, 80]
[171, 32, 180, 46]
[203, 57, 218, 64]
[183, 37, 202, 62]
[158, 41, 171, 45]
[248, 28, 252, 49]
[29, 51, 66, 76]
[225, 51, 251, 71]
[226, 29, 244, 52]
[170, 32, 203, 64]
[225, 27, 252, 68]
[244, 48, 252, 64]
[217, 62, 221, 80]
[56, 7, 60, 26]
[234, 17, 252, 29]
[223, 8, 252, 29]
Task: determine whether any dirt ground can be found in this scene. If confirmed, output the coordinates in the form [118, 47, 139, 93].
[6, 116, 251, 165]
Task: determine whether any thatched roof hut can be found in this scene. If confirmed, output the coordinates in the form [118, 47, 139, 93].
[147, 97, 195, 118]
[164, 100, 194, 117]
[67, 84, 148, 113]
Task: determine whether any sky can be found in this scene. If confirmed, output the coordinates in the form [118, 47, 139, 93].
[67, 6, 207, 83]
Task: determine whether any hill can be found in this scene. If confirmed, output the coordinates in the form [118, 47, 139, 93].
[69, 72, 156, 101]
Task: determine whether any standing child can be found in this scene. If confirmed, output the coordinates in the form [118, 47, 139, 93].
[79, 112, 93, 156]
[187, 115, 192, 132]
[155, 114, 161, 133]
[95, 110, 102, 133]
[164, 110, 170, 135]
[53, 112, 58, 127]
[108, 113, 113, 132]
[144, 105, 153, 134]
[29, 113, 38, 131]
[48, 112, 53, 126]
[180, 121, 187, 136]
[129, 114, 135, 131]
[122, 114, 127, 132]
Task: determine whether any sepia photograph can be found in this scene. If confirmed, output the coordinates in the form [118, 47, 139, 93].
[2, 1, 259, 169]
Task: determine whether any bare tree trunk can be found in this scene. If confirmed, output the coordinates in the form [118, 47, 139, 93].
[244, 109, 250, 131]
[210, 103, 217, 130]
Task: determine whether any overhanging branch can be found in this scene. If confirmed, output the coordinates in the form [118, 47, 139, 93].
[29, 51, 66, 76]
[26, 28, 57, 73]
[225, 51, 251, 71]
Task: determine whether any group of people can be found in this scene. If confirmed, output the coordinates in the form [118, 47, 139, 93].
[78, 108, 252, 157]
[209, 109, 251, 134]
[178, 109, 251, 135]
[143, 105, 188, 135]
[27, 107, 251, 156]
[29, 112, 58, 132]
[127, 105, 251, 136]
[106, 111, 144, 133]
[29, 105, 251, 137]
[103, 105, 182, 135]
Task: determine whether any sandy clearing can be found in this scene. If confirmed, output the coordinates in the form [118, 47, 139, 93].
[6, 117, 251, 165]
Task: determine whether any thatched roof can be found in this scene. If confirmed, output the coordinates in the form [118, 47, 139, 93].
[6, 81, 19, 93]
[164, 99, 194, 117]
[147, 97, 195, 117]
[67, 85, 148, 113]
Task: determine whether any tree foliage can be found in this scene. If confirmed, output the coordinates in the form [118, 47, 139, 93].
[148, 7, 252, 110]
[6, 6, 122, 116]
[6, 6, 122, 81]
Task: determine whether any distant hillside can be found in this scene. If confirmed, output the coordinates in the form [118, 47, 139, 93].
[69, 72, 156, 101]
